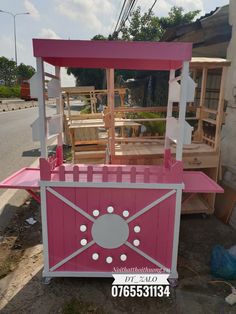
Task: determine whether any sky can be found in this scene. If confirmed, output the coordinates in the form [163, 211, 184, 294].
[0, 0, 229, 86]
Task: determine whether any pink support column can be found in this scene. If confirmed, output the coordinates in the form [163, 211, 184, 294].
[40, 158, 51, 180]
[164, 148, 172, 169]
[56, 145, 63, 166]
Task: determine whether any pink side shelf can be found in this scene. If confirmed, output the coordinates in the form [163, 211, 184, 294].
[0, 167, 224, 194]
[183, 171, 223, 193]
[0, 168, 40, 189]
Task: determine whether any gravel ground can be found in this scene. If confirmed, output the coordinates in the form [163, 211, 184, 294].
[1, 198, 236, 313]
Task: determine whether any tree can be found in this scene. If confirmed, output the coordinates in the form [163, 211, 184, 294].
[0, 56, 17, 86]
[120, 6, 200, 41]
[67, 35, 107, 89]
[17, 63, 35, 83]
[67, 7, 200, 90]
[0, 57, 36, 86]
[92, 34, 107, 41]
[120, 7, 160, 41]
[118, 6, 200, 106]
[67, 67, 105, 89]
[159, 6, 200, 36]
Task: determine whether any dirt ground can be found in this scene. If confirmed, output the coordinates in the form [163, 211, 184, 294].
[1, 198, 236, 314]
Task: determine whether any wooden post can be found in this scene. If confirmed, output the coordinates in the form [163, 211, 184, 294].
[196, 67, 208, 140]
[67, 92, 70, 118]
[120, 90, 125, 108]
[176, 61, 189, 161]
[36, 57, 47, 158]
[215, 66, 227, 151]
[190, 69, 197, 107]
[107, 68, 115, 156]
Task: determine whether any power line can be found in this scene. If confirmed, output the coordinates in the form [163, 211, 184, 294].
[111, 0, 124, 34]
[117, 0, 137, 32]
[118, 0, 132, 30]
[113, 0, 127, 34]
[148, 0, 157, 16]
[111, 0, 138, 38]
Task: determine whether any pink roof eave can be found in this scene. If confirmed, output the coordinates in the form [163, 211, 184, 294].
[33, 39, 192, 71]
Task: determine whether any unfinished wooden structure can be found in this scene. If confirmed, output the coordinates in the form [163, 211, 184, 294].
[0, 39, 223, 281]
[105, 57, 230, 214]
[62, 86, 127, 162]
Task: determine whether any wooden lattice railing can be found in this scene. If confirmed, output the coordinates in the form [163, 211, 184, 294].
[39, 158, 183, 183]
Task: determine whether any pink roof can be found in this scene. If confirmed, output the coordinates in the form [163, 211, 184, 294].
[33, 39, 192, 70]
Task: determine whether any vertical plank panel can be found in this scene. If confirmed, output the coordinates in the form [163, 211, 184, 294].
[102, 166, 108, 182]
[87, 165, 93, 182]
[73, 165, 79, 181]
[117, 166, 122, 182]
[144, 168, 150, 183]
[131, 167, 136, 183]
[59, 165, 65, 181]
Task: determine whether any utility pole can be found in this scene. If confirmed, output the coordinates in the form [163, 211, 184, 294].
[0, 10, 30, 65]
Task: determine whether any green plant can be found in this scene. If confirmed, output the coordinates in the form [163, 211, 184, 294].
[0, 85, 20, 98]
[80, 105, 91, 114]
[127, 111, 166, 136]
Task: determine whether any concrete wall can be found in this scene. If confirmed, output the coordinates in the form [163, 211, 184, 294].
[221, 0, 236, 182]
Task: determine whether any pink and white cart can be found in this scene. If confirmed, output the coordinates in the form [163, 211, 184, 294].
[0, 39, 223, 281]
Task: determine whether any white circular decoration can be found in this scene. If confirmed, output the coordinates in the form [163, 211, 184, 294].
[133, 239, 140, 247]
[134, 225, 141, 233]
[120, 254, 127, 261]
[92, 253, 99, 260]
[80, 239, 87, 246]
[91, 214, 129, 249]
[106, 256, 113, 264]
[93, 210, 100, 217]
[123, 210, 129, 218]
[107, 206, 114, 214]
[80, 225, 87, 232]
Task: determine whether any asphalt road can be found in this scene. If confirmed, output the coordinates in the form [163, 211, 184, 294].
[0, 105, 56, 196]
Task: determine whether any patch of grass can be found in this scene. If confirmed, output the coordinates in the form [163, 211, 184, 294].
[62, 298, 104, 314]
[0, 85, 20, 98]
[0, 251, 22, 279]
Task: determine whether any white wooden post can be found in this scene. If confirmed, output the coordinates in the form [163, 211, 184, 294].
[107, 68, 115, 156]
[55, 66, 63, 146]
[36, 57, 47, 158]
[176, 61, 189, 161]
[170, 187, 182, 279]
[40, 185, 50, 278]
[164, 69, 175, 150]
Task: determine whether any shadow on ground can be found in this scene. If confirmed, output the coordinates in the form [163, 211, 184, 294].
[22, 145, 57, 158]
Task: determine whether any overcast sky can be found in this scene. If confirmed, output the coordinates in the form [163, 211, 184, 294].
[0, 0, 229, 86]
